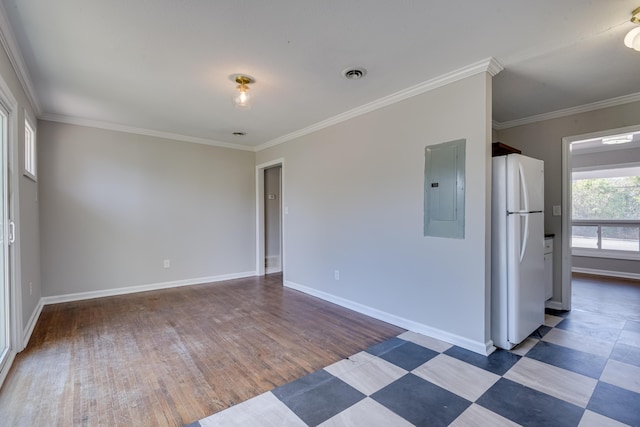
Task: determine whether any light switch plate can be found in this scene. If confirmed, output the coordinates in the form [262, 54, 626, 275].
[552, 205, 561, 216]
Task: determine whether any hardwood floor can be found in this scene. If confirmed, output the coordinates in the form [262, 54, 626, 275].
[572, 273, 640, 321]
[0, 274, 404, 426]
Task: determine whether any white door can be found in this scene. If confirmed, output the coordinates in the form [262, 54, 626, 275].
[506, 154, 544, 213]
[507, 210, 545, 344]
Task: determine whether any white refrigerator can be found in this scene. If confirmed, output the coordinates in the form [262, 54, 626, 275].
[492, 153, 545, 350]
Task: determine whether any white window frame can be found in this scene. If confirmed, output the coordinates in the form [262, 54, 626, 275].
[571, 164, 640, 260]
[23, 115, 35, 181]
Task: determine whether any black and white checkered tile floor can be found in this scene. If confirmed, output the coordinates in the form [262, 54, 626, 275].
[188, 309, 640, 426]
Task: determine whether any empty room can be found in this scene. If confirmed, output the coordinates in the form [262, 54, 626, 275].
[0, 1, 639, 426]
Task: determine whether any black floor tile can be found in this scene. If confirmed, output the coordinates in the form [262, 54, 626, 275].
[556, 314, 624, 342]
[525, 341, 607, 379]
[587, 381, 640, 426]
[529, 325, 552, 339]
[376, 341, 438, 371]
[272, 369, 365, 426]
[610, 342, 640, 368]
[365, 337, 408, 356]
[371, 374, 470, 426]
[476, 378, 584, 427]
[444, 346, 520, 375]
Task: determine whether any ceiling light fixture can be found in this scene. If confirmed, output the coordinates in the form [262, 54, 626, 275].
[624, 6, 640, 51]
[233, 75, 254, 109]
[602, 134, 634, 145]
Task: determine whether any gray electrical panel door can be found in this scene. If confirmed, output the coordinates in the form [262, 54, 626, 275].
[424, 139, 465, 238]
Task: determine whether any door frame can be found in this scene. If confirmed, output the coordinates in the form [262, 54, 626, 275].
[559, 123, 640, 311]
[0, 72, 22, 385]
[256, 158, 285, 276]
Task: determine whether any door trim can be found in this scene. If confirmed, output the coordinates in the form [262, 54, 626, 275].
[0, 72, 21, 387]
[558, 124, 640, 311]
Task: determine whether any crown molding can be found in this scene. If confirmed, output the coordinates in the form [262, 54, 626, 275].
[493, 92, 640, 130]
[40, 114, 255, 152]
[0, 2, 41, 115]
[256, 57, 503, 152]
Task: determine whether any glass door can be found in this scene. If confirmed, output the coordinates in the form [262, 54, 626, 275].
[0, 104, 8, 368]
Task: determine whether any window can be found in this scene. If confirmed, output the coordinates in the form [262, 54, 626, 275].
[24, 118, 36, 180]
[572, 166, 640, 257]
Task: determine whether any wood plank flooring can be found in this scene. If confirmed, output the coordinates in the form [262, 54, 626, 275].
[0, 274, 403, 426]
[572, 273, 640, 321]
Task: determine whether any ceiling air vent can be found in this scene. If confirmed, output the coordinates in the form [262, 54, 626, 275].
[342, 67, 367, 80]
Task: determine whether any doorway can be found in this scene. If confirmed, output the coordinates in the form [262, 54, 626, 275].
[256, 159, 285, 276]
[560, 125, 640, 311]
[264, 165, 282, 274]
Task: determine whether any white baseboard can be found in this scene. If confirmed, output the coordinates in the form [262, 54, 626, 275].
[284, 280, 493, 355]
[265, 267, 282, 274]
[41, 271, 257, 305]
[22, 299, 44, 351]
[572, 267, 640, 281]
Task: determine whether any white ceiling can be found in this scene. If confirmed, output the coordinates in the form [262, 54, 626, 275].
[2, 0, 640, 149]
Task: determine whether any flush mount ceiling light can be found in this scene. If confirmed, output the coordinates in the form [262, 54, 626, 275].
[233, 75, 254, 109]
[602, 134, 634, 145]
[624, 6, 640, 51]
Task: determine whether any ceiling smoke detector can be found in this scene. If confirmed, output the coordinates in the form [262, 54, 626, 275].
[342, 67, 367, 80]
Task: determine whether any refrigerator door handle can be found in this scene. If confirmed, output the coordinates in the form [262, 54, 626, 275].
[520, 213, 529, 262]
[508, 210, 542, 215]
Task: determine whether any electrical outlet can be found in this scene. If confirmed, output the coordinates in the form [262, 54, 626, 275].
[334, 270, 340, 280]
[163, 259, 170, 268]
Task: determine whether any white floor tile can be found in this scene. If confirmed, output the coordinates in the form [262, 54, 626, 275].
[544, 314, 564, 327]
[319, 397, 413, 427]
[510, 337, 538, 356]
[600, 359, 640, 393]
[324, 354, 406, 396]
[579, 409, 630, 427]
[449, 403, 520, 427]
[325, 351, 375, 372]
[397, 331, 453, 353]
[198, 392, 305, 427]
[412, 354, 500, 402]
[503, 358, 597, 407]
[542, 327, 614, 358]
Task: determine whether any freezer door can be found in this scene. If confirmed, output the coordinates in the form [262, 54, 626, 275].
[506, 211, 545, 345]
[506, 154, 544, 213]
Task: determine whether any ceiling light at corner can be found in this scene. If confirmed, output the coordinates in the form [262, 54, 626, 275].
[624, 6, 640, 51]
[233, 75, 254, 109]
[602, 134, 634, 145]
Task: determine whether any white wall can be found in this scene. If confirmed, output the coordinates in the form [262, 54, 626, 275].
[256, 72, 493, 353]
[39, 121, 256, 297]
[496, 101, 640, 291]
